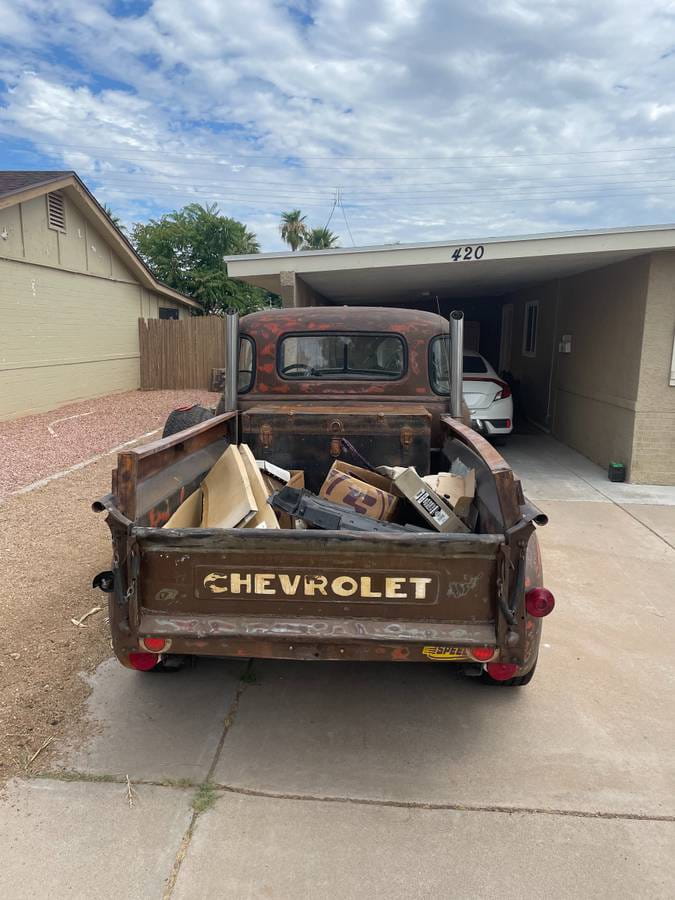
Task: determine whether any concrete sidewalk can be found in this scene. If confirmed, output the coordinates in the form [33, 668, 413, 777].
[1, 435, 674, 898]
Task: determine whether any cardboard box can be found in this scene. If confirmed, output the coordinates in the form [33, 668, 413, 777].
[393, 467, 469, 533]
[320, 460, 398, 522]
[239, 444, 280, 529]
[375, 465, 407, 481]
[201, 444, 257, 529]
[423, 469, 475, 519]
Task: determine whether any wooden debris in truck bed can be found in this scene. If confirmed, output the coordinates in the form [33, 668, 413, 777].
[164, 486, 203, 528]
[201, 444, 257, 529]
[239, 444, 280, 529]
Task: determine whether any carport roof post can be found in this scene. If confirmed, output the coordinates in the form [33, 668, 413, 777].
[224, 224, 675, 306]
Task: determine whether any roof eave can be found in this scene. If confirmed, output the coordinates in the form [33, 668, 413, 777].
[1, 172, 200, 311]
[224, 222, 675, 269]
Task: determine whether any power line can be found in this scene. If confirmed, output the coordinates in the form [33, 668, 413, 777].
[86, 173, 675, 204]
[95, 182, 675, 210]
[6, 133, 675, 160]
[87, 173, 675, 200]
[6, 136, 675, 172]
[91, 171, 675, 202]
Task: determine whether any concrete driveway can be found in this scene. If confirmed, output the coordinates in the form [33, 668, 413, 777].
[2, 434, 674, 899]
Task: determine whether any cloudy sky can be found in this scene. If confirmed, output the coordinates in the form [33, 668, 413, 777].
[2, 0, 675, 250]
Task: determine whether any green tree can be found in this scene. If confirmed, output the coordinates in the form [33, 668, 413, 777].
[303, 226, 339, 250]
[280, 209, 308, 251]
[132, 203, 277, 314]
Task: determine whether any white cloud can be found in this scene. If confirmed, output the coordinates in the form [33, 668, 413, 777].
[2, 0, 675, 248]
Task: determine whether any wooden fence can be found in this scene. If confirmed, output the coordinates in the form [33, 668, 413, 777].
[139, 317, 226, 390]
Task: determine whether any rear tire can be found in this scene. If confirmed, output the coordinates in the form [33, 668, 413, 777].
[151, 655, 189, 673]
[480, 656, 538, 687]
[162, 405, 213, 438]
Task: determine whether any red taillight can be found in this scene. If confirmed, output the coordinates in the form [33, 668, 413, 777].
[525, 587, 555, 618]
[493, 381, 512, 402]
[486, 662, 518, 681]
[469, 646, 495, 662]
[128, 651, 159, 671]
[142, 637, 168, 653]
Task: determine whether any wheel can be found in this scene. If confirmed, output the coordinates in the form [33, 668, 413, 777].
[480, 656, 538, 687]
[162, 405, 213, 437]
[150, 655, 189, 673]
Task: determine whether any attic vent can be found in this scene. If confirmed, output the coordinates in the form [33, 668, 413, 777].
[47, 192, 66, 232]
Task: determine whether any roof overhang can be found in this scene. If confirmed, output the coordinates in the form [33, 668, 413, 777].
[225, 225, 675, 303]
[0, 172, 200, 310]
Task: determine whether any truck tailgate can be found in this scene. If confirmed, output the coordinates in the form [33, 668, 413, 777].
[133, 526, 503, 660]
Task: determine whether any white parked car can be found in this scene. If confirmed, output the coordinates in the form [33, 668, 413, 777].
[462, 351, 513, 442]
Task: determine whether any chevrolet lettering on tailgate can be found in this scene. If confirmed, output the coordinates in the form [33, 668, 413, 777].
[201, 568, 437, 603]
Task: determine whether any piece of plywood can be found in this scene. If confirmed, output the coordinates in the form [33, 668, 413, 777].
[163, 487, 202, 528]
[238, 444, 280, 529]
[201, 445, 257, 529]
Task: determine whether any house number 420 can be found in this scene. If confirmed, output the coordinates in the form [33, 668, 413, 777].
[451, 245, 485, 261]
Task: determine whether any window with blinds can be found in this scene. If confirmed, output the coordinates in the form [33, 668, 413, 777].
[47, 192, 66, 232]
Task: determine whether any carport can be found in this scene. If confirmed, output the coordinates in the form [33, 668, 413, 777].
[227, 226, 675, 486]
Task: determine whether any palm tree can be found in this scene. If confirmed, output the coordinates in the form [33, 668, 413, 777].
[280, 209, 308, 251]
[303, 226, 339, 250]
[102, 203, 126, 232]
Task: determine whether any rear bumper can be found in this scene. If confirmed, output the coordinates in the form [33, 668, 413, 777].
[127, 613, 498, 664]
[471, 417, 513, 436]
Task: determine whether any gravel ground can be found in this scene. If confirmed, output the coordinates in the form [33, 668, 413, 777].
[0, 389, 218, 501]
[0, 452, 125, 781]
[0, 389, 216, 781]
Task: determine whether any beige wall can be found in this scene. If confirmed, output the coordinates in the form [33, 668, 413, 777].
[508, 254, 675, 484]
[0, 190, 188, 420]
[552, 256, 650, 479]
[630, 252, 675, 484]
[277, 271, 328, 307]
[0, 194, 133, 281]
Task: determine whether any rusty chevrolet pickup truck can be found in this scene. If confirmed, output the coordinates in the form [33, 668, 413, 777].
[94, 306, 553, 686]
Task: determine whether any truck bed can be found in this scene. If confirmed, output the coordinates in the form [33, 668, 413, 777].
[96, 410, 544, 668]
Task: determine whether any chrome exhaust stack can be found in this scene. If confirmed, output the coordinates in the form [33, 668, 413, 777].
[449, 309, 464, 419]
[216, 309, 240, 423]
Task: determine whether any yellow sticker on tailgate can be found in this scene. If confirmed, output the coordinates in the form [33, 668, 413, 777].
[422, 645, 468, 661]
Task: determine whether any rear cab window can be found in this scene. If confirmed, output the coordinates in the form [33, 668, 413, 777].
[429, 336, 487, 394]
[279, 333, 406, 380]
[463, 355, 488, 374]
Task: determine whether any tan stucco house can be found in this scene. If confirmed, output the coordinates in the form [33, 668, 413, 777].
[0, 171, 199, 420]
[226, 227, 675, 485]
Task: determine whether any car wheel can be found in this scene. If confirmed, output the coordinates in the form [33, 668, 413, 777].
[162, 405, 213, 437]
[480, 656, 537, 687]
